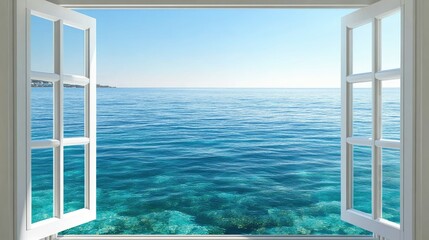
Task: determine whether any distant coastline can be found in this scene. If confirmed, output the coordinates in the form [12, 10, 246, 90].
[96, 84, 116, 88]
[31, 80, 115, 88]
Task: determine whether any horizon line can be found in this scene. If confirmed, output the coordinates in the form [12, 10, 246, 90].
[100, 86, 399, 89]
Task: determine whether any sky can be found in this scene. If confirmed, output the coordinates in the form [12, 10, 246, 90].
[31, 9, 400, 88]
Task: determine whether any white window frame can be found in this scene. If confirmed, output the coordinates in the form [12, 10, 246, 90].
[13, 0, 415, 240]
[16, 0, 97, 239]
[341, 0, 405, 239]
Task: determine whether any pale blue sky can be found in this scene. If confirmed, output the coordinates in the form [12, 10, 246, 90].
[31, 9, 400, 88]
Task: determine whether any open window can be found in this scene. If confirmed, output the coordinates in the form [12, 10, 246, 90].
[16, 0, 410, 239]
[341, 0, 402, 239]
[23, 0, 96, 239]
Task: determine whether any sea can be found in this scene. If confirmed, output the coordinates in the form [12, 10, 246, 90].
[30, 87, 400, 235]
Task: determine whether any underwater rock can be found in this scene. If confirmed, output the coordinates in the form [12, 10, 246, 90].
[140, 210, 210, 234]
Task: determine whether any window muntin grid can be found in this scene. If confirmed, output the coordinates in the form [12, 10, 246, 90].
[25, 1, 96, 238]
[341, 1, 402, 239]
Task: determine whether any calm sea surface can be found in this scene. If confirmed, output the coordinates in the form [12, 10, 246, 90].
[30, 88, 400, 235]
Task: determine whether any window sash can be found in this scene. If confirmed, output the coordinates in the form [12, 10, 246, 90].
[23, 0, 97, 239]
[341, 0, 403, 239]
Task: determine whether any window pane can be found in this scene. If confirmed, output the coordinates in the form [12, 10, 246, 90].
[64, 25, 85, 76]
[352, 23, 372, 74]
[352, 82, 372, 137]
[31, 80, 53, 140]
[32, 148, 54, 223]
[64, 145, 86, 214]
[31, 15, 54, 73]
[381, 11, 401, 71]
[64, 87, 85, 137]
[352, 145, 372, 214]
[382, 79, 400, 140]
[382, 148, 400, 224]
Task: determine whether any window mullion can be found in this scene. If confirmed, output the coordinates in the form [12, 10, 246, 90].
[84, 28, 90, 210]
[85, 23, 97, 214]
[343, 26, 354, 211]
[53, 19, 64, 220]
[372, 17, 382, 221]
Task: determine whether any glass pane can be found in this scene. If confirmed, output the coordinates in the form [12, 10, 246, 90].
[381, 11, 401, 71]
[64, 25, 85, 76]
[32, 148, 54, 223]
[382, 148, 400, 224]
[352, 145, 372, 214]
[64, 145, 86, 214]
[31, 15, 54, 73]
[382, 79, 400, 140]
[31, 80, 53, 140]
[352, 23, 372, 74]
[64, 87, 85, 137]
[352, 82, 372, 137]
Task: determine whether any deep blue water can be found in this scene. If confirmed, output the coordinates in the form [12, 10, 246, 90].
[30, 88, 400, 235]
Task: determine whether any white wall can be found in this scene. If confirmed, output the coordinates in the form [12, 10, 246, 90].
[0, 0, 15, 239]
[416, 0, 429, 239]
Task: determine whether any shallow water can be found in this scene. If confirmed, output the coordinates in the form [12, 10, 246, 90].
[30, 88, 400, 235]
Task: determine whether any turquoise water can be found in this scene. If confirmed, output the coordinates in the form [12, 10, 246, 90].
[30, 88, 400, 235]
